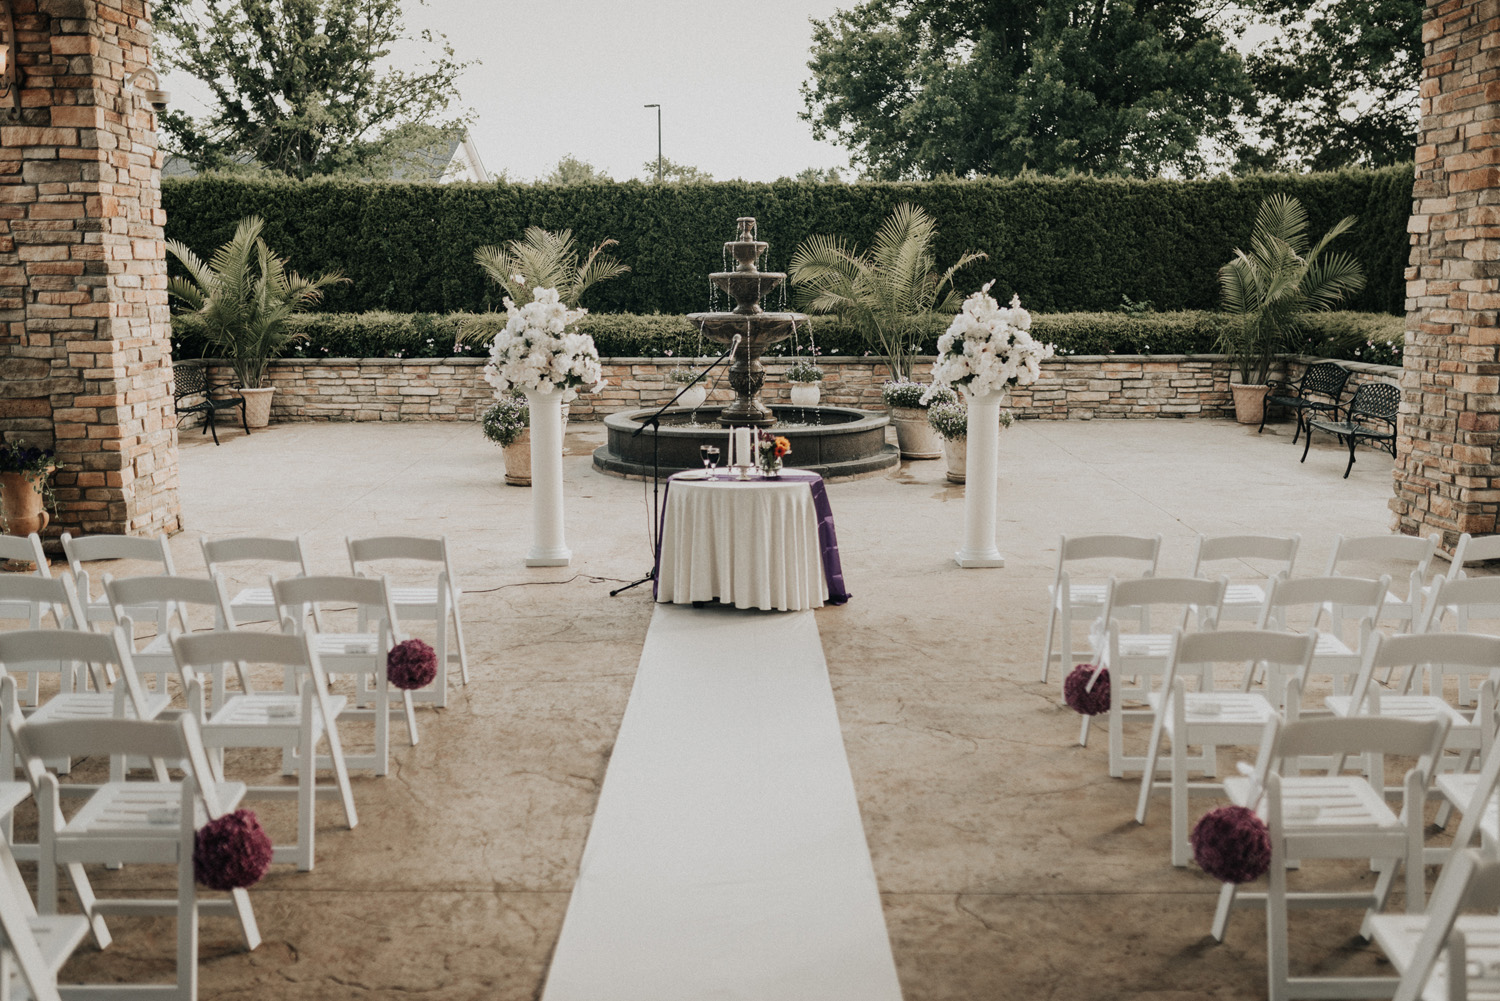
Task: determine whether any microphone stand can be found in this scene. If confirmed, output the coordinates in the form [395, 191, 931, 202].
[611, 335, 741, 597]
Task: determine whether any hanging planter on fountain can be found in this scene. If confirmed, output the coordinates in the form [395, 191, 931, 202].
[787, 360, 824, 408]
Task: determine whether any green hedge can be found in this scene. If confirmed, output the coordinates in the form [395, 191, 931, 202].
[161, 166, 1414, 318]
[171, 310, 1404, 366]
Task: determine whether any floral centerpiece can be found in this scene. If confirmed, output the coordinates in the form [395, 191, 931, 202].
[483, 287, 606, 397]
[756, 432, 792, 477]
[923, 282, 1055, 402]
[0, 440, 57, 536]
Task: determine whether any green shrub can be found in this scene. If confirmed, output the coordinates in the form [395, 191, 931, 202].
[162, 166, 1413, 317]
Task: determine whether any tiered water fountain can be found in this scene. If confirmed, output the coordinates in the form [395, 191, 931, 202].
[592, 217, 898, 479]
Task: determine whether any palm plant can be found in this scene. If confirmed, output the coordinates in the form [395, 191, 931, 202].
[166, 216, 345, 388]
[464, 227, 629, 346]
[788, 203, 986, 381]
[1218, 194, 1366, 386]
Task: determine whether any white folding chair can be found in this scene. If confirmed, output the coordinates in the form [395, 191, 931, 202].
[0, 676, 32, 856]
[1434, 681, 1500, 859]
[1257, 574, 1390, 706]
[346, 535, 471, 705]
[13, 712, 261, 998]
[200, 535, 319, 629]
[1134, 628, 1317, 866]
[0, 532, 50, 622]
[272, 576, 416, 776]
[172, 630, 358, 871]
[59, 532, 177, 627]
[0, 575, 90, 709]
[1326, 533, 1441, 635]
[1040, 533, 1161, 683]
[0, 827, 88, 1001]
[1448, 533, 1500, 582]
[1078, 575, 1226, 778]
[1210, 715, 1450, 1001]
[1189, 534, 1300, 624]
[1417, 577, 1500, 704]
[103, 574, 239, 711]
[1370, 847, 1500, 1001]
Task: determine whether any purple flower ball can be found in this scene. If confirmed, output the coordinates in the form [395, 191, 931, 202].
[387, 638, 438, 691]
[194, 810, 273, 890]
[1063, 664, 1110, 716]
[1191, 805, 1271, 884]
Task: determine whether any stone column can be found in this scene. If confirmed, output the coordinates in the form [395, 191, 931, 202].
[1393, 0, 1500, 545]
[0, 0, 179, 539]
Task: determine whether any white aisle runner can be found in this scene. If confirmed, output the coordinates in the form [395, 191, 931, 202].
[541, 604, 903, 1001]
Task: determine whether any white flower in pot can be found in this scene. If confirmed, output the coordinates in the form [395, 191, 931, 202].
[481, 393, 532, 486]
[787, 360, 824, 407]
[928, 400, 1013, 484]
[882, 379, 956, 459]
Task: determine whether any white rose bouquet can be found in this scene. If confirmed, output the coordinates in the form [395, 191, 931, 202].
[923, 282, 1054, 402]
[483, 287, 607, 396]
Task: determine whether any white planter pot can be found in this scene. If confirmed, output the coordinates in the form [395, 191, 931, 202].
[890, 406, 943, 458]
[239, 386, 275, 429]
[503, 428, 531, 486]
[789, 383, 821, 407]
[943, 436, 966, 483]
[676, 384, 707, 410]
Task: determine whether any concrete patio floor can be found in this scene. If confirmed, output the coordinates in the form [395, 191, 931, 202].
[35, 414, 1422, 1000]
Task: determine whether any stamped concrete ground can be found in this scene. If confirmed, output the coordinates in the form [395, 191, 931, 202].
[41, 416, 1419, 999]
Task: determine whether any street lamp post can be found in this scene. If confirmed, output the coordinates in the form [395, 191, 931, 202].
[644, 103, 661, 183]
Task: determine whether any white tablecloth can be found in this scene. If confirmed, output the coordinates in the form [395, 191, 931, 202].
[656, 476, 828, 611]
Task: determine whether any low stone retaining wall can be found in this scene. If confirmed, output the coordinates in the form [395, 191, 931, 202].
[194, 354, 1401, 424]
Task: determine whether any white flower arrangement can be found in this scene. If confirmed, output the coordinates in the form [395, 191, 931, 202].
[923, 282, 1055, 402]
[483, 287, 606, 396]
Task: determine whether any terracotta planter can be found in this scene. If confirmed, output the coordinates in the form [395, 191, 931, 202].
[503, 428, 531, 486]
[789, 383, 821, 407]
[239, 386, 275, 428]
[890, 406, 944, 458]
[943, 436, 966, 483]
[675, 385, 707, 410]
[1230, 382, 1270, 425]
[1, 468, 50, 536]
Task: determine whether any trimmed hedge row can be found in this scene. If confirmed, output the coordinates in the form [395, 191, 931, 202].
[161, 166, 1414, 317]
[170, 310, 1406, 366]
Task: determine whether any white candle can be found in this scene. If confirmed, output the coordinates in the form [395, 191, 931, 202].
[735, 427, 751, 467]
[727, 429, 737, 466]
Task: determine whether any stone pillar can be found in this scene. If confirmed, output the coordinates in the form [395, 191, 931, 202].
[0, 0, 179, 539]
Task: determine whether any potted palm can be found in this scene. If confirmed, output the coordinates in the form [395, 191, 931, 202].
[1218, 195, 1365, 424]
[788, 203, 986, 382]
[928, 401, 1012, 483]
[462, 226, 629, 348]
[482, 393, 532, 485]
[883, 380, 956, 458]
[167, 216, 346, 428]
[0, 441, 56, 537]
[786, 361, 824, 406]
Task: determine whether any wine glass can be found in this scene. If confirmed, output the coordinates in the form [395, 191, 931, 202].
[700, 444, 720, 472]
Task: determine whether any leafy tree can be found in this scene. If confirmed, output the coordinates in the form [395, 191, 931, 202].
[155, 0, 473, 179]
[788, 203, 985, 379]
[800, 0, 1254, 179]
[641, 156, 713, 184]
[779, 166, 844, 183]
[1217, 195, 1365, 385]
[543, 155, 613, 185]
[166, 216, 347, 387]
[1237, 0, 1421, 170]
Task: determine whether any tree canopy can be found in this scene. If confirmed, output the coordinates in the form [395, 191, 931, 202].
[155, 0, 473, 179]
[800, 0, 1255, 180]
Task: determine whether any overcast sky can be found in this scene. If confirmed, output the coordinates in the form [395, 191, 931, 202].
[159, 0, 857, 183]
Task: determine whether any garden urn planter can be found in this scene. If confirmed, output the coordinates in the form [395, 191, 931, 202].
[955, 387, 1005, 568]
[675, 385, 708, 410]
[239, 387, 276, 429]
[1, 469, 49, 536]
[891, 406, 943, 458]
[943, 436, 966, 484]
[503, 429, 531, 486]
[1230, 383, 1270, 425]
[789, 383, 821, 407]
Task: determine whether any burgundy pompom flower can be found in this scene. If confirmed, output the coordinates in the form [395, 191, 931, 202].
[1191, 805, 1271, 884]
[1063, 664, 1110, 715]
[387, 638, 437, 690]
[194, 810, 273, 891]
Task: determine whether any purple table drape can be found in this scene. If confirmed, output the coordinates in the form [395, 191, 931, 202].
[654, 469, 851, 605]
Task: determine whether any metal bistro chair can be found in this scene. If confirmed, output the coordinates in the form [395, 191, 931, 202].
[172, 361, 247, 446]
[1261, 361, 1351, 443]
[1301, 381, 1401, 479]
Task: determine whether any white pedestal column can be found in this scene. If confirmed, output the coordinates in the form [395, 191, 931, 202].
[955, 387, 1005, 568]
[524, 388, 571, 567]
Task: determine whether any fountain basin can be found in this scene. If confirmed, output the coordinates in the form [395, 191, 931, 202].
[593, 406, 899, 481]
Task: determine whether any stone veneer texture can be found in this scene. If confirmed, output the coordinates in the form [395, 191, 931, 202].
[0, 0, 179, 537]
[1393, 0, 1500, 544]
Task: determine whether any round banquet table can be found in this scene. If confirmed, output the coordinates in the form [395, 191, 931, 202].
[655, 472, 829, 611]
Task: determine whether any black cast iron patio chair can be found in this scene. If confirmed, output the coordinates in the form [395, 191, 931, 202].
[1300, 381, 1400, 479]
[1260, 361, 1351, 443]
[172, 362, 248, 445]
